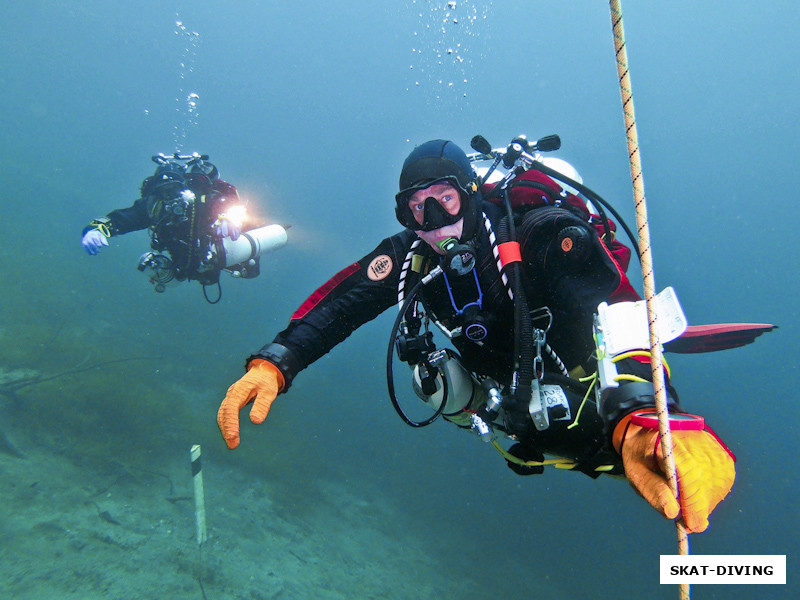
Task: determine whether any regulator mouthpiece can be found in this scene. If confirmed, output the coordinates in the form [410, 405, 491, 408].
[437, 237, 476, 276]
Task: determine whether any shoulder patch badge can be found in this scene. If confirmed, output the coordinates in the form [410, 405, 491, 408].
[367, 254, 393, 281]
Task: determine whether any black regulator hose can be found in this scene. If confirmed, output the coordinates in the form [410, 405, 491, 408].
[497, 188, 535, 409]
[386, 279, 450, 428]
[202, 281, 222, 304]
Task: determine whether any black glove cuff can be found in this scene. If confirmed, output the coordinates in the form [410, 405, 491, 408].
[248, 342, 303, 392]
[600, 380, 682, 439]
[83, 217, 114, 238]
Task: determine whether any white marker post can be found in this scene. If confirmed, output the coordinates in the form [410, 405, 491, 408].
[190, 444, 207, 545]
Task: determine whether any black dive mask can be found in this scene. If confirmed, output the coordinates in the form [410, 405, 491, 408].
[395, 176, 467, 232]
[418, 196, 463, 231]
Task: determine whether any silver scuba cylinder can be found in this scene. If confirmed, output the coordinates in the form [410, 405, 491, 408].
[218, 224, 288, 267]
[411, 350, 482, 421]
[137, 252, 178, 293]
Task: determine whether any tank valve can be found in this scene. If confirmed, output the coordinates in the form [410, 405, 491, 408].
[471, 380, 503, 442]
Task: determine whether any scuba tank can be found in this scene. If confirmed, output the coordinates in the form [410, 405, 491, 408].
[217, 223, 288, 274]
[137, 252, 178, 293]
[411, 349, 484, 426]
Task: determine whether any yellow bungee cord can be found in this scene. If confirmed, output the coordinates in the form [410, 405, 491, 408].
[608, 2, 690, 599]
[566, 351, 670, 431]
[490, 351, 670, 474]
[492, 352, 654, 475]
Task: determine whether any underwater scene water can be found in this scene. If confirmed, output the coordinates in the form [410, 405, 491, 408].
[1, 1, 798, 598]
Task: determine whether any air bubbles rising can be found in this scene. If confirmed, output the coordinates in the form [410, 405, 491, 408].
[406, 1, 492, 103]
[173, 16, 202, 151]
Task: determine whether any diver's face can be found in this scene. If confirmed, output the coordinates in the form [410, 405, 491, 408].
[407, 182, 461, 226]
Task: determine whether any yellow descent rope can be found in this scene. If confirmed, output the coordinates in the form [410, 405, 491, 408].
[608, 2, 690, 599]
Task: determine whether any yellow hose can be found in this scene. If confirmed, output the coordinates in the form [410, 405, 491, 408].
[608, 2, 690, 599]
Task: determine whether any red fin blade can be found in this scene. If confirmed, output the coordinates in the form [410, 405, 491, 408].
[664, 323, 777, 354]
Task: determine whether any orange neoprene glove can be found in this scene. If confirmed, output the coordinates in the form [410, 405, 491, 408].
[614, 415, 736, 533]
[217, 359, 285, 450]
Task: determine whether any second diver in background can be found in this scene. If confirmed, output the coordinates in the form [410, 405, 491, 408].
[81, 153, 288, 303]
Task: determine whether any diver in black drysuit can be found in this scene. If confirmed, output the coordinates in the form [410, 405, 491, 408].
[241, 140, 651, 474]
[217, 139, 740, 534]
[81, 156, 259, 286]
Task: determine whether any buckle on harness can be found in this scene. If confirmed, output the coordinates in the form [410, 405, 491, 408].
[527, 328, 549, 431]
